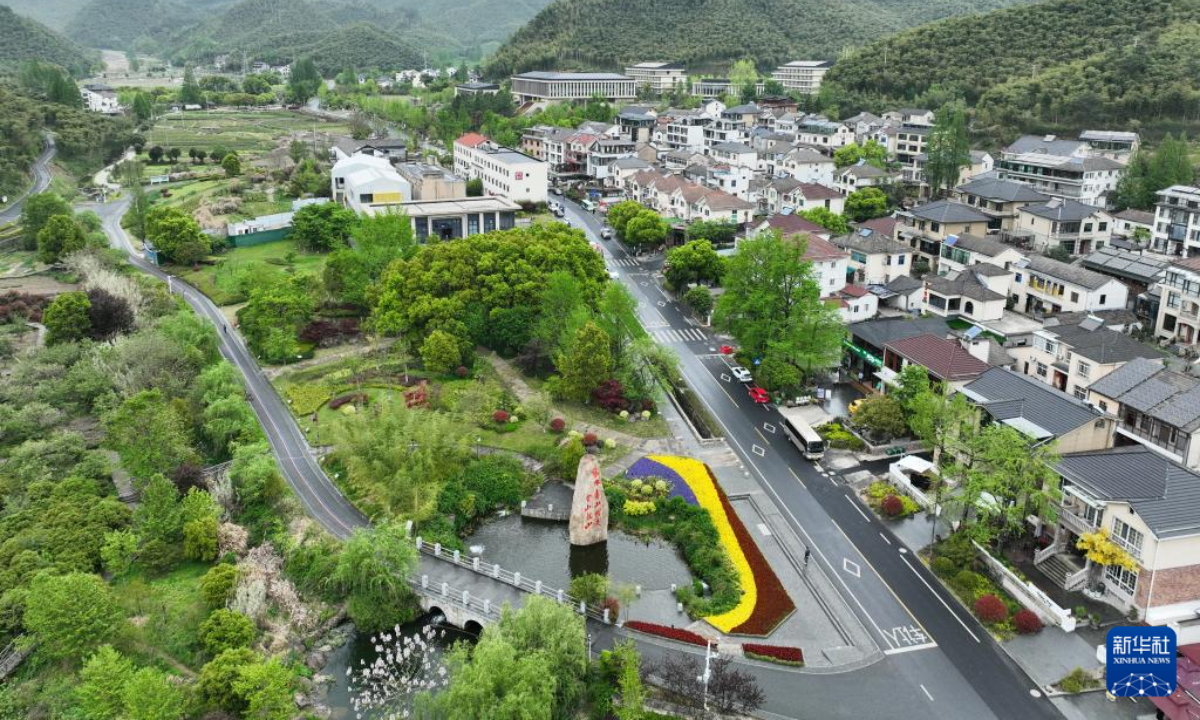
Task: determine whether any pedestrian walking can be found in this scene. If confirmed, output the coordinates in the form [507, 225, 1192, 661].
[803, 547, 811, 568]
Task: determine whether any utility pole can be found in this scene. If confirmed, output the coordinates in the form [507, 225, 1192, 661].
[698, 640, 715, 712]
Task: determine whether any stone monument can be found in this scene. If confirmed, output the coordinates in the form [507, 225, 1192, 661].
[568, 454, 608, 546]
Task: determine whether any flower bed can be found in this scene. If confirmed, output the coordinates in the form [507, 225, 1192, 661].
[645, 456, 795, 637]
[626, 457, 698, 505]
[742, 643, 804, 666]
[624, 621, 708, 647]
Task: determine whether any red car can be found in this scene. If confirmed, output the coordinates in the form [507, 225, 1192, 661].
[720, 345, 736, 355]
[748, 387, 770, 404]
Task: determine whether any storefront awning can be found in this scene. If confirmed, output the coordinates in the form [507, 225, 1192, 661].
[843, 338, 882, 368]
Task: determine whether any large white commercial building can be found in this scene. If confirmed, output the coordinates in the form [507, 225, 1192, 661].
[771, 60, 833, 95]
[453, 133, 548, 204]
[624, 62, 687, 95]
[510, 72, 636, 104]
[331, 154, 411, 215]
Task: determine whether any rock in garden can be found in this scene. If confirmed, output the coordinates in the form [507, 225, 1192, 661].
[569, 454, 608, 546]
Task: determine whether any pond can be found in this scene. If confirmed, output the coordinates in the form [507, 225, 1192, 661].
[463, 513, 693, 593]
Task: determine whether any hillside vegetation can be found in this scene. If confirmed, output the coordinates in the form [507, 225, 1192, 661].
[824, 0, 1200, 138]
[0, 5, 96, 76]
[483, 0, 1030, 77]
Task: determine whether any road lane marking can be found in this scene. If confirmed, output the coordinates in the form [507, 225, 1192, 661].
[883, 641, 938, 656]
[720, 373, 731, 382]
[920, 685, 934, 702]
[754, 427, 771, 445]
[829, 515, 931, 642]
[787, 466, 806, 489]
[879, 533, 892, 546]
[751, 444, 766, 457]
[899, 554, 981, 643]
[843, 558, 861, 578]
[763, 422, 777, 434]
[844, 495, 871, 522]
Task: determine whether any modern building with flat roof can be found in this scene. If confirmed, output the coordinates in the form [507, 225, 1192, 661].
[624, 62, 687, 95]
[453, 133, 548, 204]
[510, 71, 636, 103]
[771, 60, 833, 95]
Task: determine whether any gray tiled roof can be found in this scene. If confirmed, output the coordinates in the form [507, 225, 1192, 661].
[1004, 135, 1086, 157]
[926, 271, 1006, 302]
[947, 232, 1013, 258]
[886, 275, 923, 293]
[960, 367, 1099, 438]
[848, 316, 950, 349]
[1021, 198, 1104, 222]
[909, 199, 990, 224]
[956, 177, 1049, 203]
[1043, 322, 1160, 365]
[1056, 446, 1200, 539]
[833, 230, 910, 255]
[1088, 358, 1200, 432]
[1026, 255, 1114, 290]
[1081, 248, 1167, 285]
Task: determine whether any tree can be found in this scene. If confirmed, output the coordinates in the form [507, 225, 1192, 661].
[132, 92, 153, 123]
[234, 658, 294, 720]
[686, 219, 738, 245]
[1113, 135, 1196, 211]
[834, 140, 888, 169]
[179, 66, 203, 105]
[77, 645, 134, 720]
[684, 285, 714, 317]
[291, 202, 357, 252]
[243, 74, 272, 96]
[350, 209, 417, 275]
[925, 102, 971, 199]
[121, 667, 184, 720]
[657, 653, 763, 715]
[193, 149, 207, 165]
[728, 59, 759, 90]
[24, 572, 123, 662]
[20, 192, 73, 251]
[145, 206, 209, 264]
[200, 563, 239, 608]
[714, 233, 845, 380]
[606, 200, 644, 239]
[623, 209, 668, 249]
[466, 177, 484, 197]
[420, 329, 462, 374]
[1076, 530, 1139, 592]
[36, 214, 87, 263]
[288, 58, 322, 103]
[613, 641, 645, 720]
[199, 609, 257, 655]
[961, 424, 1060, 547]
[287, 139, 308, 164]
[106, 391, 198, 481]
[236, 274, 318, 363]
[323, 249, 371, 307]
[148, 146, 164, 164]
[198, 648, 257, 714]
[852, 394, 907, 438]
[87, 288, 135, 340]
[796, 207, 850, 234]
[43, 291, 93, 343]
[100, 529, 139, 578]
[221, 153, 241, 177]
[845, 187, 889, 222]
[664, 239, 724, 291]
[555, 321, 612, 401]
[167, 147, 181, 162]
[531, 270, 591, 361]
[329, 523, 420, 632]
[289, 158, 326, 197]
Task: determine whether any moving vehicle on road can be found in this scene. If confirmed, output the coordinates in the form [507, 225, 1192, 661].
[778, 406, 827, 460]
[731, 366, 753, 383]
[720, 345, 736, 355]
[748, 386, 770, 404]
[600, 227, 613, 239]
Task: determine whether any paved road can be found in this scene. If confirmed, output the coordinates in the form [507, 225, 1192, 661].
[561, 198, 1064, 720]
[0, 135, 56, 224]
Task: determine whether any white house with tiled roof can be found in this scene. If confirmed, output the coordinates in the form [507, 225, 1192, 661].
[1011, 255, 1128, 317]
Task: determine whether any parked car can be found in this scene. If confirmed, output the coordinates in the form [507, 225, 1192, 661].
[550, 186, 563, 196]
[748, 386, 770, 404]
[719, 345, 736, 355]
[609, 271, 620, 280]
[731, 366, 753, 383]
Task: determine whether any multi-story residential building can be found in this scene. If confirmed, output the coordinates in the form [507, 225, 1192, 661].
[704, 104, 757, 149]
[617, 108, 658, 143]
[586, 138, 637, 180]
[1151, 185, 1200, 257]
[923, 268, 1009, 323]
[1038, 445, 1200, 624]
[332, 137, 408, 164]
[708, 141, 757, 169]
[80, 84, 121, 114]
[771, 60, 833, 95]
[453, 133, 548, 204]
[1016, 198, 1112, 256]
[779, 148, 836, 185]
[1012, 255, 1129, 317]
[1010, 316, 1161, 398]
[690, 78, 765, 99]
[796, 119, 855, 149]
[837, 284, 879, 321]
[624, 62, 687, 95]
[997, 134, 1126, 207]
[881, 334, 990, 389]
[842, 111, 883, 144]
[762, 179, 844, 215]
[962, 367, 1112, 452]
[936, 232, 1025, 277]
[875, 124, 929, 167]
[792, 231, 848, 297]
[1111, 208, 1154, 243]
[897, 200, 992, 271]
[1087, 357, 1200, 469]
[754, 213, 831, 240]
[1154, 256, 1200, 345]
[510, 72, 636, 104]
[882, 108, 935, 127]
[835, 163, 894, 196]
[833, 229, 913, 286]
[1079, 130, 1140, 161]
[662, 109, 714, 152]
[952, 177, 1049, 232]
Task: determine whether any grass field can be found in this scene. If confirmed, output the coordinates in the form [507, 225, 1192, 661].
[112, 562, 210, 670]
[179, 240, 326, 305]
[142, 109, 351, 155]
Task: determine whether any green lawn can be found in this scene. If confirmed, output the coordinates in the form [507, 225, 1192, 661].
[142, 109, 351, 155]
[0, 249, 36, 275]
[112, 562, 212, 670]
[178, 240, 327, 305]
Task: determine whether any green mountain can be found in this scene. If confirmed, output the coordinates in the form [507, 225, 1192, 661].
[483, 0, 1031, 78]
[2, 0, 91, 30]
[0, 5, 95, 76]
[65, 0, 236, 52]
[824, 0, 1200, 138]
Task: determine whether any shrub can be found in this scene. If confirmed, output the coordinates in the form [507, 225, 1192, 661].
[285, 383, 332, 415]
[974, 594, 1008, 624]
[881, 495, 904, 517]
[200, 564, 239, 608]
[953, 570, 990, 596]
[600, 596, 620, 620]
[930, 557, 957, 578]
[591, 379, 628, 412]
[742, 644, 803, 665]
[570, 573, 609, 605]
[492, 409, 509, 424]
[1013, 609, 1043, 635]
[817, 422, 865, 450]
[455, 365, 469, 378]
[1057, 667, 1097, 694]
[623, 499, 656, 516]
[583, 432, 599, 446]
[549, 417, 566, 433]
[198, 609, 257, 655]
[624, 621, 707, 647]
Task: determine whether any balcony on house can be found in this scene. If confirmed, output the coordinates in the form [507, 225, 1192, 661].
[1118, 407, 1189, 460]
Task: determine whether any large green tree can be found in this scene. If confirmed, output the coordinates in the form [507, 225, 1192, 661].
[664, 240, 724, 292]
[24, 572, 123, 662]
[288, 58, 322, 103]
[924, 102, 972, 199]
[43, 291, 93, 343]
[714, 233, 845, 380]
[554, 321, 612, 402]
[291, 202, 357, 253]
[145, 206, 209, 264]
[36, 214, 87, 263]
[77, 645, 134, 720]
[105, 391, 198, 480]
[179, 66, 204, 105]
[845, 187, 889, 222]
[328, 523, 420, 632]
[20, 192, 73, 251]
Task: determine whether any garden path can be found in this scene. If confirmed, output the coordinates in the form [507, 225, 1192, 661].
[261, 337, 398, 380]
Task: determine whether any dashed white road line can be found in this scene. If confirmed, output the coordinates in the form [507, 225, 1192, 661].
[920, 684, 935, 702]
[844, 494, 871, 522]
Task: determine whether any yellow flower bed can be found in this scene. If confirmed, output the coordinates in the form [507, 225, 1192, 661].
[651, 455, 757, 633]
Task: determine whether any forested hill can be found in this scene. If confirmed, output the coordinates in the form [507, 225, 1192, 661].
[824, 0, 1200, 138]
[482, 0, 1030, 78]
[0, 5, 95, 76]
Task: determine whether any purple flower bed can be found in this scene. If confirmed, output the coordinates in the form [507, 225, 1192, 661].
[626, 457, 698, 505]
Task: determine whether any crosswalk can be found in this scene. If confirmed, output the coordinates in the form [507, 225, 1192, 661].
[650, 327, 708, 343]
[609, 257, 640, 268]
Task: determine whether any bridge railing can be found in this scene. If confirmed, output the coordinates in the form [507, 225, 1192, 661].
[407, 577, 506, 622]
[413, 538, 616, 625]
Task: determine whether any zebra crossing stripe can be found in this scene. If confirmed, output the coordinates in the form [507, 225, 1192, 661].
[651, 328, 709, 343]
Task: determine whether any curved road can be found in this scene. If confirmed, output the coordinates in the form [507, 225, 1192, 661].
[0, 134, 56, 224]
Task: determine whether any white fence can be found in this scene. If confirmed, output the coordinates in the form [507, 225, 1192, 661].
[974, 541, 1076, 632]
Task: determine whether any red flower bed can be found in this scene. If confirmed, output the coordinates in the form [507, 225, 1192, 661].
[742, 643, 804, 664]
[624, 621, 708, 647]
[708, 466, 796, 636]
[328, 392, 368, 410]
[881, 495, 904, 517]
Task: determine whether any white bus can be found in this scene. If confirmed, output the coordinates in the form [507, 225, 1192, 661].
[778, 407, 826, 461]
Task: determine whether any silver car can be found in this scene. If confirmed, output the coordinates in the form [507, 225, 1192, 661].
[731, 366, 753, 383]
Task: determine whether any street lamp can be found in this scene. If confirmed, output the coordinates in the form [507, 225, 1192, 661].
[586, 632, 593, 661]
[698, 639, 715, 711]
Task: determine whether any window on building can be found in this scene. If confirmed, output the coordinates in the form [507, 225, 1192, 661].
[1036, 362, 1048, 377]
[1100, 294, 1107, 304]
[1111, 517, 1144, 559]
[1105, 564, 1138, 596]
[1078, 361, 1091, 379]
[1099, 400, 1108, 412]
[1070, 291, 1079, 303]
[1073, 387, 1087, 400]
[898, 255, 906, 265]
